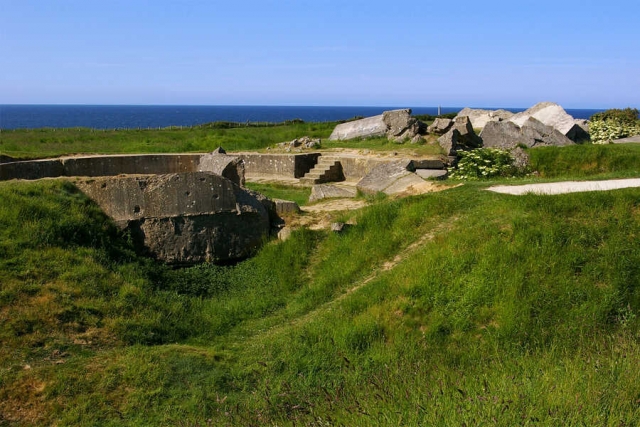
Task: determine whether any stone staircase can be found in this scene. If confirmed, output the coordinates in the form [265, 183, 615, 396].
[299, 157, 344, 185]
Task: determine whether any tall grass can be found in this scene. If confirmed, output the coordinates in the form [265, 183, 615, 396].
[1, 165, 640, 424]
[529, 143, 640, 179]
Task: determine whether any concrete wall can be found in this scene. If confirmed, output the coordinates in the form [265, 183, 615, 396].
[324, 156, 406, 181]
[1, 153, 322, 181]
[75, 172, 271, 265]
[239, 153, 320, 178]
[0, 159, 65, 180]
[64, 154, 202, 177]
[75, 173, 242, 222]
[0, 154, 203, 181]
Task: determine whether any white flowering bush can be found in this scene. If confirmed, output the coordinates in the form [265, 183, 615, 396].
[590, 118, 640, 144]
[589, 108, 640, 144]
[448, 148, 518, 180]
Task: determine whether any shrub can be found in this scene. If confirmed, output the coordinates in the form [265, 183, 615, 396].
[448, 148, 519, 180]
[590, 108, 640, 144]
[590, 108, 639, 124]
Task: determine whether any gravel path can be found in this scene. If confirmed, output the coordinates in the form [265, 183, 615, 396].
[488, 178, 640, 195]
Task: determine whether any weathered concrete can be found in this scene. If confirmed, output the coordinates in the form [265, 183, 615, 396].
[356, 160, 416, 195]
[299, 157, 344, 184]
[239, 153, 320, 179]
[64, 154, 201, 177]
[383, 109, 423, 142]
[76, 172, 270, 265]
[410, 159, 446, 170]
[415, 169, 447, 179]
[382, 173, 430, 195]
[309, 184, 357, 202]
[329, 109, 423, 142]
[198, 152, 245, 186]
[437, 116, 482, 156]
[329, 114, 388, 140]
[613, 135, 640, 144]
[0, 158, 65, 180]
[277, 136, 322, 151]
[273, 199, 301, 215]
[480, 117, 574, 150]
[455, 108, 514, 130]
[1, 154, 204, 181]
[509, 102, 589, 141]
[488, 178, 640, 195]
[427, 118, 453, 135]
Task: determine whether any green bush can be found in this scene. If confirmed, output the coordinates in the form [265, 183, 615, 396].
[448, 148, 519, 180]
[590, 108, 640, 144]
[590, 108, 639, 124]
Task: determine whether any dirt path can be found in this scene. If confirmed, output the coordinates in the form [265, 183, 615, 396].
[261, 218, 458, 337]
[488, 178, 640, 195]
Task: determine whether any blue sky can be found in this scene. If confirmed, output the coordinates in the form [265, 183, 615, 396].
[1, 0, 638, 108]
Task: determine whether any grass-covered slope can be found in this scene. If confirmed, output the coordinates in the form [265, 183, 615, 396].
[2, 146, 640, 425]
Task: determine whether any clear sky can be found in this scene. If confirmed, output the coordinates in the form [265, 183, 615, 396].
[1, 0, 638, 108]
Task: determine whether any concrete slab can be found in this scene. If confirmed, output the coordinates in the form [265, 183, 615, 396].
[416, 169, 448, 179]
[309, 184, 358, 202]
[612, 135, 640, 143]
[329, 115, 387, 140]
[382, 173, 429, 195]
[488, 178, 640, 195]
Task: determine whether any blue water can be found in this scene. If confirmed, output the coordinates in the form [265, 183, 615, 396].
[0, 105, 603, 130]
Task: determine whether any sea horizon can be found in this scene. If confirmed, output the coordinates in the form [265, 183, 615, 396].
[0, 104, 605, 130]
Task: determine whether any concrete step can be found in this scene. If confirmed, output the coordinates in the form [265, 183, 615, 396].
[300, 159, 344, 184]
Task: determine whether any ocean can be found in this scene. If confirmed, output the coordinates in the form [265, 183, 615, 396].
[0, 105, 603, 130]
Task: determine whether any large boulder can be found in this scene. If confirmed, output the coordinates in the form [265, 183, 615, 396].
[383, 109, 423, 142]
[455, 107, 514, 130]
[329, 115, 388, 140]
[437, 116, 482, 156]
[508, 102, 589, 141]
[480, 117, 574, 150]
[329, 109, 424, 142]
[427, 118, 453, 135]
[76, 172, 271, 265]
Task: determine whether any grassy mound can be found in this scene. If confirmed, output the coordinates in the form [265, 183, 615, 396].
[1, 144, 640, 425]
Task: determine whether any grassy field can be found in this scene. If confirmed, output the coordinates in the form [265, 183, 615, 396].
[0, 122, 336, 159]
[1, 130, 640, 425]
[2, 180, 639, 425]
[0, 120, 447, 160]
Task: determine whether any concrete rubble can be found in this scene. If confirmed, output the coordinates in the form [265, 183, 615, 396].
[356, 160, 427, 195]
[309, 184, 358, 202]
[455, 107, 514, 130]
[480, 117, 574, 150]
[329, 109, 424, 142]
[437, 116, 482, 156]
[277, 136, 321, 151]
[508, 102, 589, 142]
[427, 118, 453, 135]
[76, 172, 273, 266]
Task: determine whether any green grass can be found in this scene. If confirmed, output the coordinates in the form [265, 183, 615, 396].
[0, 140, 640, 426]
[529, 143, 640, 179]
[322, 135, 446, 156]
[0, 122, 336, 159]
[2, 143, 640, 425]
[0, 122, 448, 160]
[244, 182, 311, 206]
